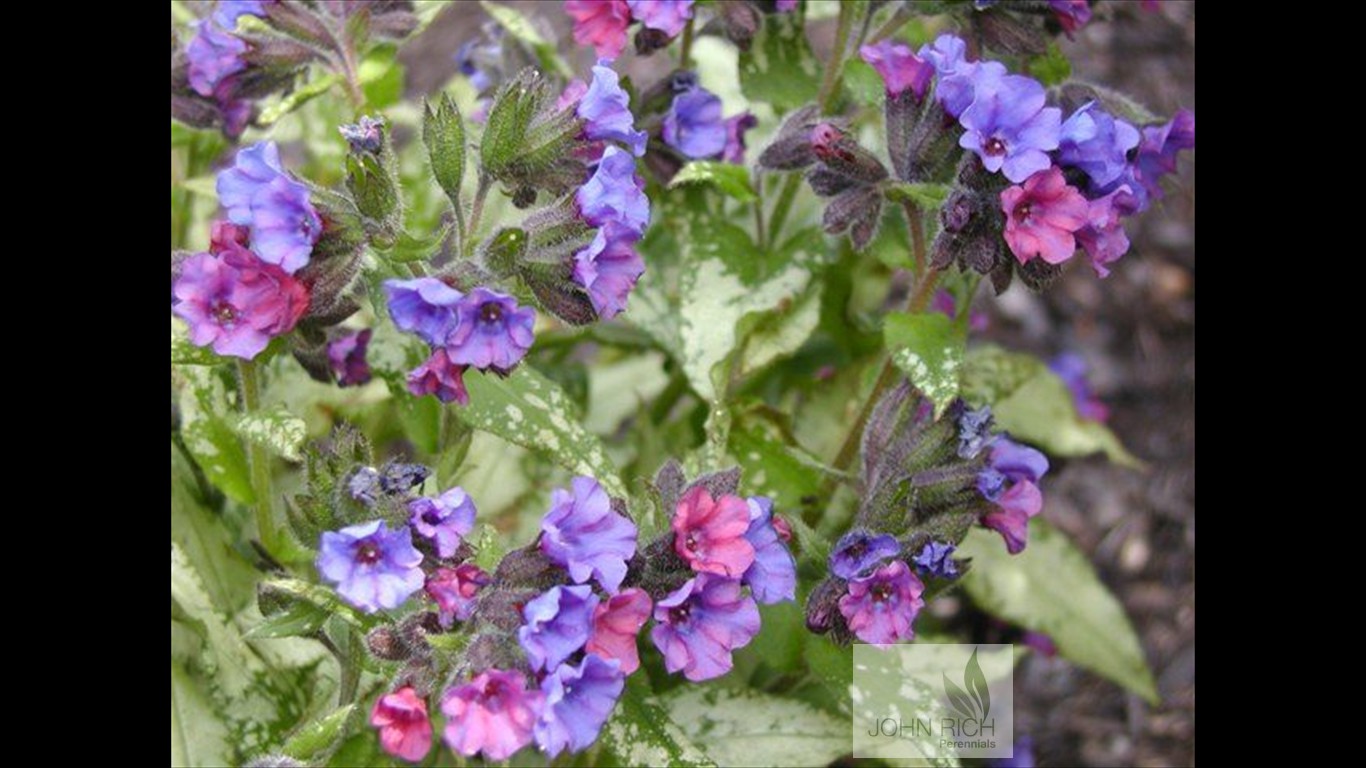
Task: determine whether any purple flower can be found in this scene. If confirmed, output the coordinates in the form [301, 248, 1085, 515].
[1130, 109, 1196, 204]
[978, 437, 1049, 554]
[859, 40, 934, 100]
[578, 62, 648, 157]
[573, 221, 645, 320]
[455, 33, 500, 93]
[989, 436, 1050, 486]
[212, 0, 266, 29]
[384, 277, 463, 347]
[1049, 353, 1109, 422]
[408, 486, 477, 558]
[650, 574, 760, 681]
[186, 21, 247, 97]
[838, 560, 925, 645]
[216, 142, 322, 274]
[912, 541, 959, 579]
[406, 348, 470, 405]
[586, 588, 652, 674]
[445, 288, 536, 372]
[348, 467, 382, 505]
[565, 0, 632, 60]
[540, 476, 638, 593]
[829, 530, 900, 580]
[339, 115, 386, 154]
[673, 486, 756, 579]
[328, 329, 372, 387]
[316, 520, 424, 613]
[921, 34, 1007, 118]
[1076, 186, 1135, 278]
[1058, 102, 1140, 188]
[518, 584, 600, 672]
[956, 405, 996, 459]
[425, 564, 490, 627]
[930, 289, 988, 332]
[959, 74, 1061, 182]
[1049, 0, 1092, 37]
[442, 669, 544, 761]
[627, 0, 694, 37]
[776, 0, 799, 10]
[380, 462, 432, 494]
[576, 145, 651, 235]
[742, 497, 797, 605]
[535, 655, 625, 757]
[663, 86, 727, 159]
[1001, 167, 1089, 265]
[172, 245, 309, 360]
[722, 112, 758, 164]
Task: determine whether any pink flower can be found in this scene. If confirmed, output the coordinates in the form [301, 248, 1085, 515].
[172, 244, 310, 360]
[371, 687, 433, 763]
[425, 564, 490, 628]
[586, 587, 652, 674]
[859, 40, 934, 100]
[1076, 186, 1136, 278]
[442, 669, 544, 761]
[671, 486, 755, 578]
[1000, 166, 1089, 265]
[980, 480, 1042, 555]
[565, 0, 633, 59]
[406, 348, 470, 405]
[838, 560, 925, 645]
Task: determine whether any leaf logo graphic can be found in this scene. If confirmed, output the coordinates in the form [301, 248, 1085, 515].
[942, 648, 991, 720]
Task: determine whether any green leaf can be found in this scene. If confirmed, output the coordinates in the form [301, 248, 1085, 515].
[728, 415, 825, 515]
[171, 661, 230, 768]
[258, 577, 372, 631]
[841, 57, 884, 109]
[245, 601, 330, 639]
[669, 161, 757, 202]
[803, 640, 852, 716]
[962, 346, 1141, 467]
[599, 678, 716, 767]
[883, 311, 964, 417]
[172, 318, 224, 366]
[177, 366, 255, 505]
[232, 405, 307, 462]
[423, 93, 466, 206]
[257, 74, 342, 127]
[885, 182, 951, 210]
[281, 705, 356, 762]
[479, 1, 572, 77]
[373, 225, 451, 264]
[1029, 41, 1072, 87]
[736, 282, 824, 380]
[959, 522, 1159, 703]
[659, 687, 849, 768]
[739, 10, 821, 112]
[457, 366, 628, 498]
[171, 443, 257, 611]
[359, 46, 404, 109]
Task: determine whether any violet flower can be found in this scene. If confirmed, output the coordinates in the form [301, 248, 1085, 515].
[663, 86, 727, 159]
[573, 221, 645, 320]
[408, 486, 477, 558]
[535, 655, 626, 756]
[540, 476, 638, 593]
[578, 61, 648, 157]
[316, 520, 424, 613]
[1058, 102, 1140, 189]
[576, 145, 651, 235]
[441, 669, 544, 761]
[172, 245, 309, 360]
[425, 564, 490, 627]
[742, 497, 797, 604]
[838, 560, 925, 645]
[650, 574, 760, 681]
[216, 142, 322, 274]
[829, 530, 900, 580]
[384, 277, 463, 347]
[406, 348, 470, 405]
[328, 329, 372, 387]
[446, 288, 536, 372]
[518, 584, 600, 672]
[627, 1, 693, 37]
[959, 74, 1061, 183]
[859, 40, 934, 100]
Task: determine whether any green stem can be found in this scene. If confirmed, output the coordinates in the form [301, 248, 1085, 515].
[901, 200, 928, 274]
[752, 174, 767, 251]
[868, 2, 915, 44]
[337, 631, 362, 707]
[766, 173, 802, 247]
[678, 16, 695, 68]
[463, 173, 492, 258]
[816, 1, 860, 113]
[237, 359, 280, 556]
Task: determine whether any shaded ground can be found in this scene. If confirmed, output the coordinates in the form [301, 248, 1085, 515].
[403, 4, 1195, 765]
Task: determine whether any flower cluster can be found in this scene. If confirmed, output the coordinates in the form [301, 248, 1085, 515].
[180, 2, 268, 137]
[957, 406, 1051, 554]
[326, 466, 795, 763]
[852, 34, 1193, 282]
[172, 141, 324, 359]
[564, 0, 695, 59]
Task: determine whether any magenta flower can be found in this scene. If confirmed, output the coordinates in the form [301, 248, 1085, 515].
[977, 437, 1049, 554]
[316, 520, 424, 613]
[425, 564, 490, 627]
[829, 530, 900, 580]
[565, 0, 633, 59]
[172, 246, 309, 360]
[540, 476, 638, 593]
[1049, 0, 1092, 37]
[518, 584, 600, 672]
[576, 145, 651, 235]
[650, 574, 760, 681]
[1075, 185, 1136, 277]
[839, 560, 925, 645]
[441, 669, 544, 761]
[776, 0, 799, 10]
[1049, 353, 1109, 423]
[445, 288, 536, 372]
[664, 85, 727, 159]
[384, 277, 463, 347]
[186, 21, 247, 97]
[209, 220, 251, 254]
[406, 348, 470, 405]
[328, 329, 372, 387]
[627, 0, 693, 37]
[722, 112, 758, 164]
[578, 61, 648, 157]
[1131, 109, 1196, 205]
[1000, 167, 1089, 265]
[408, 486, 477, 558]
[586, 587, 652, 674]
[216, 142, 321, 273]
[981, 482, 1043, 555]
[535, 655, 626, 756]
[859, 40, 934, 100]
[371, 686, 433, 763]
[1058, 102, 1140, 188]
[742, 497, 797, 605]
[959, 74, 1061, 183]
[573, 221, 645, 319]
[672, 486, 756, 579]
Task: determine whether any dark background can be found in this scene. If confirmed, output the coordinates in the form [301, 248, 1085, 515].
[403, 3, 1195, 765]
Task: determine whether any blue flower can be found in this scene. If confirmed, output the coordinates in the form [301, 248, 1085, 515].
[1058, 102, 1140, 188]
[912, 541, 960, 579]
[578, 61, 647, 157]
[518, 585, 600, 672]
[663, 85, 727, 159]
[383, 277, 463, 347]
[535, 655, 625, 756]
[829, 530, 900, 580]
[576, 146, 651, 235]
[445, 287, 536, 372]
[540, 476, 638, 593]
[958, 74, 1061, 183]
[216, 142, 321, 274]
[317, 520, 424, 613]
[741, 497, 797, 604]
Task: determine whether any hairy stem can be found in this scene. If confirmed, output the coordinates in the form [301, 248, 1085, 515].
[679, 16, 695, 68]
[237, 359, 280, 556]
[816, 1, 860, 113]
[463, 173, 492, 258]
[752, 174, 768, 251]
[766, 173, 802, 246]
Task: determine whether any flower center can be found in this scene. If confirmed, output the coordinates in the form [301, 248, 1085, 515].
[983, 137, 1008, 157]
[685, 533, 700, 552]
[423, 510, 444, 526]
[483, 679, 503, 706]
[356, 542, 382, 565]
[211, 301, 238, 327]
[870, 583, 894, 603]
[479, 301, 503, 325]
[1014, 202, 1033, 223]
[668, 603, 692, 625]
